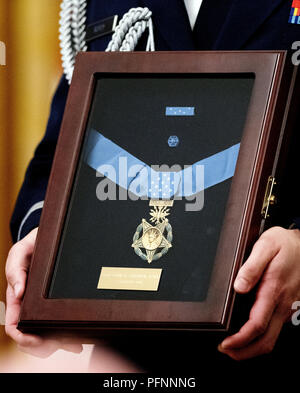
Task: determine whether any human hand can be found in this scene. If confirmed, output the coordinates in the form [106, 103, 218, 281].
[5, 227, 83, 358]
[218, 226, 300, 360]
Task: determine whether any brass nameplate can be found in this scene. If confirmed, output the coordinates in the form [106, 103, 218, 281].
[97, 267, 162, 291]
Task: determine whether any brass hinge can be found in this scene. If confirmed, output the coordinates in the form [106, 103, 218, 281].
[261, 176, 276, 219]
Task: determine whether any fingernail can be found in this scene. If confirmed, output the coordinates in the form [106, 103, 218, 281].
[14, 283, 22, 298]
[234, 277, 249, 292]
[218, 344, 226, 353]
[219, 340, 230, 350]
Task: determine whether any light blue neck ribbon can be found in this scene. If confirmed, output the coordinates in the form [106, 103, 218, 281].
[84, 129, 240, 199]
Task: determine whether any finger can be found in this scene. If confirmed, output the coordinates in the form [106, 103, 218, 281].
[5, 228, 38, 299]
[219, 311, 284, 361]
[234, 233, 280, 293]
[219, 279, 279, 350]
[6, 279, 83, 358]
[17, 340, 83, 358]
[59, 336, 84, 354]
[18, 338, 83, 358]
[6, 286, 81, 358]
[17, 341, 59, 359]
[61, 343, 83, 354]
[5, 285, 42, 347]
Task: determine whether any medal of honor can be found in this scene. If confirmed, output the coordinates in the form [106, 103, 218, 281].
[85, 130, 240, 265]
[132, 200, 174, 263]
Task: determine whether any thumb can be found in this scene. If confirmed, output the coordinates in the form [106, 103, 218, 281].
[5, 228, 38, 299]
[234, 232, 280, 293]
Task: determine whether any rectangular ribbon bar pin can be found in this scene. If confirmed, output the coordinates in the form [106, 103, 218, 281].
[165, 107, 195, 116]
[289, 0, 300, 24]
[85, 15, 118, 42]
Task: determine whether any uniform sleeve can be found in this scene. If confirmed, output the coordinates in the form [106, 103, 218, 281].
[10, 75, 69, 243]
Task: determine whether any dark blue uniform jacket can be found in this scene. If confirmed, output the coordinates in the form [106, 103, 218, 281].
[9, 0, 300, 376]
[10, 0, 300, 242]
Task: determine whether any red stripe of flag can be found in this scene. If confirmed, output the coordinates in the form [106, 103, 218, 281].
[292, 0, 300, 8]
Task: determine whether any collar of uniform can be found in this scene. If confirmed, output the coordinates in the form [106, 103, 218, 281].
[214, 0, 286, 50]
[141, 0, 196, 50]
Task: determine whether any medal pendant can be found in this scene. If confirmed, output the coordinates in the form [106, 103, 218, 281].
[132, 200, 174, 263]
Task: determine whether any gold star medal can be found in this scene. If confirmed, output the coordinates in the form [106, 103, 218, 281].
[132, 200, 174, 263]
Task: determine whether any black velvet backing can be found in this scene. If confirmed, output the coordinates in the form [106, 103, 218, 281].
[49, 74, 254, 301]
